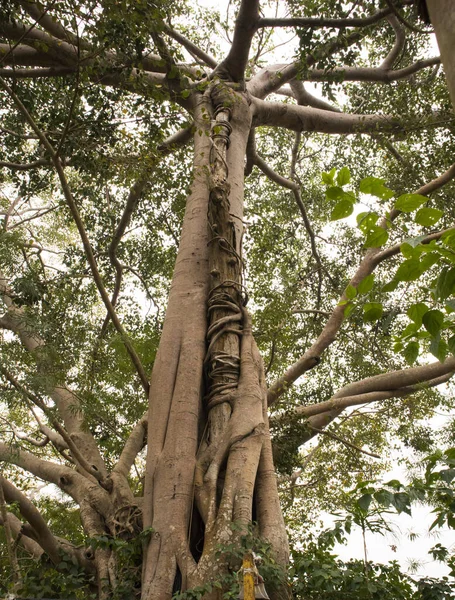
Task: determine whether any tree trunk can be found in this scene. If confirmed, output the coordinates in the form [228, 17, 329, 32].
[426, 0, 455, 109]
[141, 84, 288, 599]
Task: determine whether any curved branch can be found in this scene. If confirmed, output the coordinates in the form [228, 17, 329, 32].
[1, 475, 61, 564]
[306, 56, 440, 82]
[251, 147, 324, 297]
[380, 15, 406, 70]
[267, 162, 455, 405]
[0, 511, 44, 559]
[163, 25, 217, 69]
[0, 441, 79, 490]
[0, 366, 105, 484]
[17, 0, 80, 46]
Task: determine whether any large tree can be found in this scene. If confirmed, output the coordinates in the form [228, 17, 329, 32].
[0, 0, 454, 598]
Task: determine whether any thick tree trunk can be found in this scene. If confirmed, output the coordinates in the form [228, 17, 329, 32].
[426, 0, 455, 109]
[141, 84, 288, 599]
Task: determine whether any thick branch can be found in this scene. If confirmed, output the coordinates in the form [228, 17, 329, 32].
[252, 98, 406, 134]
[381, 15, 406, 70]
[113, 415, 147, 479]
[216, 0, 260, 82]
[306, 56, 440, 82]
[1, 475, 61, 564]
[0, 511, 44, 559]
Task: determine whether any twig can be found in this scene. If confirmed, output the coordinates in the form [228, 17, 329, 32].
[308, 425, 381, 458]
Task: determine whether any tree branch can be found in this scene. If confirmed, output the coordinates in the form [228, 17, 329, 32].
[163, 24, 217, 69]
[252, 98, 405, 134]
[306, 56, 440, 82]
[0, 511, 44, 559]
[216, 0, 260, 82]
[1, 474, 61, 564]
[308, 425, 381, 458]
[380, 15, 406, 70]
[267, 162, 455, 405]
[0, 76, 150, 396]
[257, 6, 398, 29]
[0, 365, 105, 484]
[113, 415, 147, 479]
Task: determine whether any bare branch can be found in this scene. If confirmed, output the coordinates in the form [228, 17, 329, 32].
[1, 475, 61, 564]
[306, 56, 440, 82]
[17, 0, 80, 46]
[257, 6, 398, 29]
[0, 477, 20, 582]
[0, 365, 106, 484]
[163, 24, 217, 69]
[0, 511, 44, 559]
[293, 367, 455, 419]
[308, 425, 381, 458]
[250, 145, 324, 302]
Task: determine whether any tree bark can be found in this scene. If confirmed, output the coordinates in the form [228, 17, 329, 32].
[426, 0, 455, 109]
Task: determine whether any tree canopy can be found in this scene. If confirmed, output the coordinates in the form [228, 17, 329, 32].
[0, 0, 455, 598]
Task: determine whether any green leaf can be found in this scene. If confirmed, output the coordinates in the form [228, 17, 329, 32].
[326, 186, 344, 200]
[322, 167, 336, 185]
[420, 252, 439, 271]
[345, 284, 357, 300]
[448, 334, 455, 355]
[374, 489, 393, 508]
[394, 258, 422, 282]
[415, 207, 444, 227]
[344, 302, 355, 317]
[364, 226, 388, 248]
[357, 274, 375, 295]
[407, 302, 429, 326]
[382, 280, 398, 292]
[391, 492, 411, 515]
[331, 199, 354, 220]
[430, 335, 447, 362]
[363, 302, 383, 322]
[400, 242, 419, 259]
[422, 309, 444, 336]
[357, 211, 379, 233]
[357, 493, 372, 511]
[359, 177, 394, 199]
[435, 267, 455, 301]
[394, 193, 427, 213]
[403, 341, 419, 365]
[336, 167, 351, 186]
